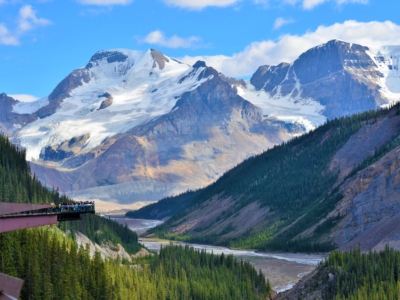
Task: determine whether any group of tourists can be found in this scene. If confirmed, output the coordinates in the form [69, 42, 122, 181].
[53, 201, 95, 213]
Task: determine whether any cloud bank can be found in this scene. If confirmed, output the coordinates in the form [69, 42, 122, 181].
[179, 20, 400, 77]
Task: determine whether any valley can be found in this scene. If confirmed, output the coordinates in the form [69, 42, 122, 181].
[111, 217, 323, 293]
[2, 36, 400, 299]
[2, 0, 400, 298]
[129, 103, 400, 252]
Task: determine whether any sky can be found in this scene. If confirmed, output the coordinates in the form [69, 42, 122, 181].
[1, 0, 399, 101]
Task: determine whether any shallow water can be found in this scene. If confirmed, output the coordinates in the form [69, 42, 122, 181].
[111, 217, 325, 292]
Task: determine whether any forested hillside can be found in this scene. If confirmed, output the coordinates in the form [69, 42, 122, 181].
[276, 247, 400, 300]
[130, 104, 400, 252]
[0, 227, 271, 299]
[0, 134, 140, 252]
[0, 134, 69, 204]
[0, 134, 272, 299]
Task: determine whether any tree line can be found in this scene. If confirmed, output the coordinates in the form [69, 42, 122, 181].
[317, 246, 400, 299]
[0, 227, 272, 299]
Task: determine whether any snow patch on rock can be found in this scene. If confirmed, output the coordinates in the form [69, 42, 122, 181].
[12, 96, 49, 114]
[239, 81, 326, 132]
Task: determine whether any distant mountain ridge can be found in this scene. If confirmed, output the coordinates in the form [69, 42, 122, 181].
[241, 39, 400, 127]
[1, 39, 399, 207]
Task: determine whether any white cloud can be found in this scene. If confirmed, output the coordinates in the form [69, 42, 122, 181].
[77, 0, 132, 5]
[18, 5, 51, 33]
[79, 7, 112, 16]
[274, 0, 368, 9]
[9, 94, 39, 102]
[179, 21, 400, 78]
[273, 17, 295, 30]
[0, 24, 19, 45]
[162, 0, 240, 10]
[337, 0, 368, 4]
[141, 30, 203, 49]
[302, 0, 369, 9]
[302, 0, 326, 9]
[0, 5, 51, 46]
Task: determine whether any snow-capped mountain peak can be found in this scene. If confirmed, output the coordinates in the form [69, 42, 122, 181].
[14, 48, 210, 160]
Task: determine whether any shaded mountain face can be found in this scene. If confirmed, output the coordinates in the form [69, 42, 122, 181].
[244, 40, 399, 122]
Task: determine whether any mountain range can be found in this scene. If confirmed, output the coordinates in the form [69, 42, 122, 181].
[1, 39, 399, 209]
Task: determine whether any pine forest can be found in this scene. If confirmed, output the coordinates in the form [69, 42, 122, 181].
[0, 134, 272, 299]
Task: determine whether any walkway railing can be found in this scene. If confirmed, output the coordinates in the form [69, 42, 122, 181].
[0, 202, 95, 221]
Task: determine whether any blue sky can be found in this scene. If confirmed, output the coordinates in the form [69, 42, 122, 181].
[1, 0, 399, 100]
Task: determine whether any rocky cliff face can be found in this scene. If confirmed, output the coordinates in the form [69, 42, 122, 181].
[330, 144, 400, 251]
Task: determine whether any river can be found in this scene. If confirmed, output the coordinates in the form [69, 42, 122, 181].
[110, 217, 326, 293]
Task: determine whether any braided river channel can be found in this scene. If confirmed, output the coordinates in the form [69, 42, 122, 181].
[110, 217, 326, 293]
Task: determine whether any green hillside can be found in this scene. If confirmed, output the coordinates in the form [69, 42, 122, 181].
[129, 104, 400, 252]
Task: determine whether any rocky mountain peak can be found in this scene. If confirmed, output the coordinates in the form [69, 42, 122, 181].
[293, 39, 377, 85]
[219, 73, 247, 90]
[250, 62, 290, 91]
[150, 49, 170, 70]
[246, 40, 390, 120]
[192, 61, 207, 69]
[0, 93, 18, 108]
[86, 50, 129, 69]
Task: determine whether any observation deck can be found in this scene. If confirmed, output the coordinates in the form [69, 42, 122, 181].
[0, 202, 95, 233]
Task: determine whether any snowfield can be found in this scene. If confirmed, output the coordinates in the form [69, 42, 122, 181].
[238, 82, 326, 132]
